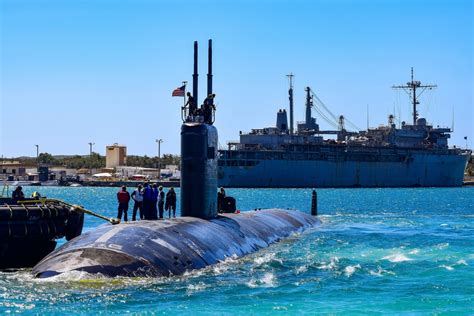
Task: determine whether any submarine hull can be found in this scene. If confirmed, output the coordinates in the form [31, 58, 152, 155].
[32, 209, 319, 278]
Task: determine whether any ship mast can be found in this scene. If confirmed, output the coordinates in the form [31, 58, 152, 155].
[305, 86, 312, 128]
[392, 68, 437, 125]
[287, 73, 294, 135]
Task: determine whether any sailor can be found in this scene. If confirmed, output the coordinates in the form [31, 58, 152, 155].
[142, 182, 153, 220]
[131, 184, 143, 221]
[165, 187, 177, 218]
[151, 183, 159, 220]
[202, 93, 215, 124]
[12, 186, 25, 203]
[217, 187, 226, 212]
[158, 186, 165, 219]
[185, 92, 197, 116]
[116, 186, 131, 222]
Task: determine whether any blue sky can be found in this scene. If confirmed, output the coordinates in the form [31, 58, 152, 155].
[1, 0, 472, 157]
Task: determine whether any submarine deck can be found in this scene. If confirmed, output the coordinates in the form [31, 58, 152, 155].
[33, 209, 319, 278]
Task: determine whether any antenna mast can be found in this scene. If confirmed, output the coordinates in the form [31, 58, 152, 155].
[305, 86, 312, 128]
[392, 67, 437, 125]
[287, 73, 294, 135]
[193, 41, 199, 105]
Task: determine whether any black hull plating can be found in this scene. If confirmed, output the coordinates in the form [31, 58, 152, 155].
[33, 209, 319, 278]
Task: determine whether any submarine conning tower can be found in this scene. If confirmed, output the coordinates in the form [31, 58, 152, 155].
[181, 39, 218, 219]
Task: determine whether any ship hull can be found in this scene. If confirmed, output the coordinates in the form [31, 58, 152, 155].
[218, 149, 470, 188]
[33, 209, 319, 278]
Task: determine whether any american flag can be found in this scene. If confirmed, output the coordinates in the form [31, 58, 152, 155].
[172, 84, 186, 97]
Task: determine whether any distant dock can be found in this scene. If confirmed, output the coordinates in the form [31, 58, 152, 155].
[81, 179, 180, 188]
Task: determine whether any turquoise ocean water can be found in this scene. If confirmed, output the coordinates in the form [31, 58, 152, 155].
[0, 186, 473, 314]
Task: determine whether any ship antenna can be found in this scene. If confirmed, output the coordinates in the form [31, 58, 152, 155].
[193, 41, 198, 107]
[392, 67, 437, 125]
[287, 73, 294, 135]
[207, 39, 213, 105]
[305, 87, 312, 128]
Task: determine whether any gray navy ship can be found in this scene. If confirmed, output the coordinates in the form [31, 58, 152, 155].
[218, 70, 471, 188]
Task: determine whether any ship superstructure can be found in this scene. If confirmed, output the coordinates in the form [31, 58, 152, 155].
[218, 70, 470, 187]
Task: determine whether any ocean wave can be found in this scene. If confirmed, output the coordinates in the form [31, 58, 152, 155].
[272, 306, 289, 311]
[343, 264, 361, 277]
[254, 252, 280, 265]
[246, 272, 277, 288]
[382, 253, 412, 263]
[0, 302, 35, 312]
[368, 266, 395, 277]
[295, 265, 308, 274]
[435, 243, 450, 250]
[408, 249, 420, 255]
[181, 255, 240, 278]
[438, 259, 470, 271]
[317, 257, 339, 270]
[439, 265, 454, 271]
[456, 259, 468, 266]
[186, 281, 208, 293]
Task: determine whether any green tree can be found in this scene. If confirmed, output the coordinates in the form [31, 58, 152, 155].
[89, 152, 105, 168]
[38, 152, 57, 165]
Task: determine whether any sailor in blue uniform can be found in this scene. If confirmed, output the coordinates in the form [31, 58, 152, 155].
[142, 183, 153, 220]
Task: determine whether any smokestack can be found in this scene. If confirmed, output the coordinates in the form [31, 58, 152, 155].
[207, 39, 213, 103]
[193, 41, 198, 103]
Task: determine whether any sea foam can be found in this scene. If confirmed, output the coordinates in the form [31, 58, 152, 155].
[247, 272, 277, 288]
[382, 253, 412, 262]
[344, 264, 361, 277]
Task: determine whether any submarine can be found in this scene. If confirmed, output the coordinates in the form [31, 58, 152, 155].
[32, 40, 320, 278]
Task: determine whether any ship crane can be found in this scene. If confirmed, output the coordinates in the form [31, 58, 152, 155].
[307, 87, 361, 133]
[338, 115, 345, 131]
[392, 67, 437, 125]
